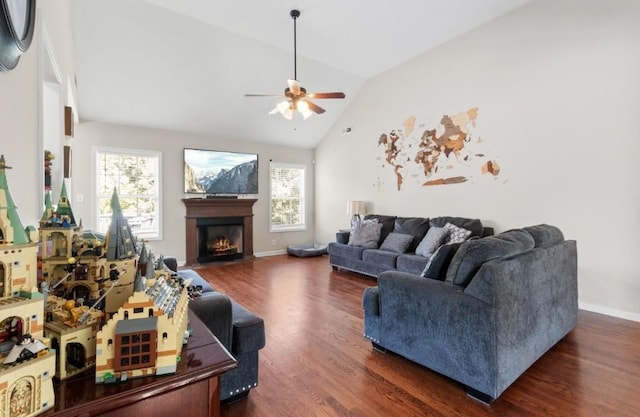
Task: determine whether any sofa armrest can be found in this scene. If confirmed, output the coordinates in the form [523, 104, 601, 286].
[230, 303, 265, 355]
[375, 271, 496, 392]
[376, 270, 493, 346]
[362, 286, 380, 316]
[189, 292, 233, 350]
[378, 271, 469, 303]
[336, 230, 350, 244]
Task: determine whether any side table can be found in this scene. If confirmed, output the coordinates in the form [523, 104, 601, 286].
[41, 310, 236, 417]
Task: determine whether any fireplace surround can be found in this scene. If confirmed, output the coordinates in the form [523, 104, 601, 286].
[182, 198, 257, 266]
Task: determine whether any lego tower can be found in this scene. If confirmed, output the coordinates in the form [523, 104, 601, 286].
[0, 155, 56, 416]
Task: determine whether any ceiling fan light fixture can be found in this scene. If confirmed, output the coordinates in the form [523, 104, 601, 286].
[271, 100, 295, 120]
[297, 100, 313, 119]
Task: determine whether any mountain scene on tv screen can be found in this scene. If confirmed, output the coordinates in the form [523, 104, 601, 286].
[184, 159, 258, 194]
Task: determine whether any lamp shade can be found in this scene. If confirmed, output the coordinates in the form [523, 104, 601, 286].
[347, 200, 367, 216]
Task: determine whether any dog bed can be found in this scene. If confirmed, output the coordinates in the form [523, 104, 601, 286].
[287, 242, 328, 257]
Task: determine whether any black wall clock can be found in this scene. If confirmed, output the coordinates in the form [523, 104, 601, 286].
[0, 0, 36, 71]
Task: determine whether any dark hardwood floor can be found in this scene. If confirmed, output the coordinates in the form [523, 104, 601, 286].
[191, 255, 640, 417]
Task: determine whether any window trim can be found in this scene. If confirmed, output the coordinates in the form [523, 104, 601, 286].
[93, 146, 163, 240]
[269, 161, 306, 232]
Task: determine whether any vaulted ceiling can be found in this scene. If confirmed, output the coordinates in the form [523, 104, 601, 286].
[70, 0, 532, 148]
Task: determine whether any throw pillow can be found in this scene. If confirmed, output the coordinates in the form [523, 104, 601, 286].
[443, 222, 472, 244]
[421, 242, 463, 280]
[348, 219, 383, 249]
[415, 226, 449, 257]
[364, 215, 397, 247]
[379, 232, 414, 253]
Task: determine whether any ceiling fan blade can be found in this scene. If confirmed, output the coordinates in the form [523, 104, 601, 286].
[305, 99, 325, 114]
[245, 94, 284, 97]
[307, 92, 346, 99]
[288, 79, 301, 96]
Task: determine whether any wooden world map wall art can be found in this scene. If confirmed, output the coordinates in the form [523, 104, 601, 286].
[377, 107, 503, 191]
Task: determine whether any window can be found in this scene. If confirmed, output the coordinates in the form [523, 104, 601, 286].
[270, 162, 306, 231]
[95, 147, 162, 239]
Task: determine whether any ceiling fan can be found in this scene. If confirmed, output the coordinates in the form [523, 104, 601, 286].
[244, 9, 345, 120]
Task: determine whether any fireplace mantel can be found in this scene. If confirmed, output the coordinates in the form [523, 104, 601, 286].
[182, 198, 257, 266]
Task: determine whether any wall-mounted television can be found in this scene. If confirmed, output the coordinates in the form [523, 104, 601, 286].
[184, 148, 258, 195]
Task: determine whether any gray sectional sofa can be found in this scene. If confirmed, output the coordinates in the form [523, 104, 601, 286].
[163, 257, 265, 403]
[361, 224, 578, 403]
[328, 215, 493, 277]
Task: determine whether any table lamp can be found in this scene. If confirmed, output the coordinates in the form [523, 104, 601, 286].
[347, 200, 367, 226]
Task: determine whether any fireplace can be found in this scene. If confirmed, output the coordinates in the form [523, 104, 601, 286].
[197, 217, 244, 263]
[182, 198, 257, 266]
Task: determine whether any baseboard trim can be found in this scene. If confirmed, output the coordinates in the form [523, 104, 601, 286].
[255, 249, 287, 257]
[579, 302, 640, 323]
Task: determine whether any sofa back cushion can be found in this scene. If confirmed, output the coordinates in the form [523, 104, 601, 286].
[445, 229, 535, 286]
[393, 217, 431, 252]
[364, 214, 397, 246]
[430, 216, 484, 237]
[522, 224, 565, 247]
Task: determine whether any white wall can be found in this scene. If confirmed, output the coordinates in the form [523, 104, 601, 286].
[315, 0, 640, 321]
[71, 121, 315, 262]
[0, 1, 76, 226]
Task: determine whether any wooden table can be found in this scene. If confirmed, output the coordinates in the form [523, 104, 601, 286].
[42, 310, 237, 417]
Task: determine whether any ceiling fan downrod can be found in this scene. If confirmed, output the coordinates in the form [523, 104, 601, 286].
[291, 9, 300, 81]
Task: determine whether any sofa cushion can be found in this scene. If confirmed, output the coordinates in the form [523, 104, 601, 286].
[379, 232, 414, 253]
[348, 219, 383, 248]
[393, 217, 431, 252]
[431, 216, 484, 237]
[415, 226, 448, 257]
[362, 249, 399, 269]
[443, 222, 472, 244]
[421, 242, 463, 281]
[523, 224, 564, 247]
[446, 229, 535, 286]
[364, 214, 397, 246]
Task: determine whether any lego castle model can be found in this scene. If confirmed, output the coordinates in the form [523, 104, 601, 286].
[0, 153, 191, 416]
[38, 181, 189, 385]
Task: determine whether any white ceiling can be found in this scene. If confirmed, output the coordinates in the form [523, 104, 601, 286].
[70, 0, 532, 149]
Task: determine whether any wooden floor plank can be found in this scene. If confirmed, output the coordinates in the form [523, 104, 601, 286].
[188, 255, 640, 417]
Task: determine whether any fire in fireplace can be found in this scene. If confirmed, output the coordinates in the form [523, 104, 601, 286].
[197, 217, 244, 263]
[207, 236, 239, 256]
